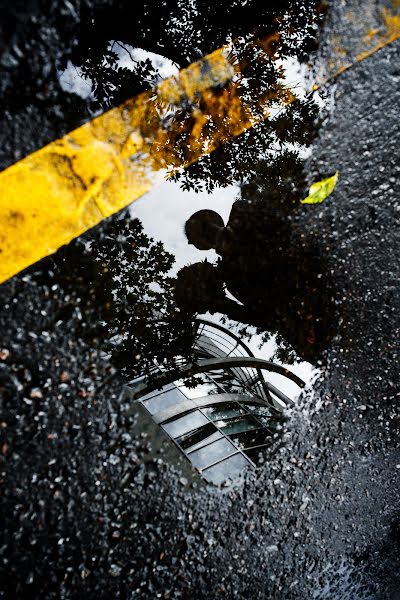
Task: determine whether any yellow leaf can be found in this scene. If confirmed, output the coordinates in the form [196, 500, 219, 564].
[301, 171, 339, 204]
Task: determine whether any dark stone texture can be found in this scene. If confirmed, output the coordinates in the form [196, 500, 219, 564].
[0, 1, 399, 598]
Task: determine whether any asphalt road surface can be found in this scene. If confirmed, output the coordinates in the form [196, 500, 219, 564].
[1, 1, 399, 599]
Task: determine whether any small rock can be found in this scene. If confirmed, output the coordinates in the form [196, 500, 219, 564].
[0, 348, 10, 360]
[109, 564, 122, 577]
[60, 371, 70, 383]
[80, 569, 90, 580]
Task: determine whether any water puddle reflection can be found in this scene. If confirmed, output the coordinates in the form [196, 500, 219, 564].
[50, 0, 337, 484]
[130, 179, 319, 390]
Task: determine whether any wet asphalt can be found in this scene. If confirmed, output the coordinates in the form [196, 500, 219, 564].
[1, 1, 400, 599]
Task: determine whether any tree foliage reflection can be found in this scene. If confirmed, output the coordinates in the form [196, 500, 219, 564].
[45, 0, 332, 376]
[54, 216, 196, 380]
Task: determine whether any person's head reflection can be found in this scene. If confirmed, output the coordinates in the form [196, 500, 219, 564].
[176, 202, 333, 364]
[185, 209, 225, 251]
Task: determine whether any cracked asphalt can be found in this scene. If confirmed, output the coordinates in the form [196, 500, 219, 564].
[1, 1, 399, 599]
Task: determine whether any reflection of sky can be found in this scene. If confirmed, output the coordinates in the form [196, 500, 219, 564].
[58, 44, 318, 399]
[110, 42, 180, 81]
[58, 61, 93, 98]
[58, 43, 179, 99]
[130, 180, 317, 401]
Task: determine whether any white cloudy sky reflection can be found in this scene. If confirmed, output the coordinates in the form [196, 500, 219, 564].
[57, 45, 317, 400]
[130, 180, 317, 401]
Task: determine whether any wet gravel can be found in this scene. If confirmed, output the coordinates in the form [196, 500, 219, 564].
[1, 1, 400, 599]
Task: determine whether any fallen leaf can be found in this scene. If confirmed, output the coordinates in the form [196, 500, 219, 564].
[301, 171, 339, 204]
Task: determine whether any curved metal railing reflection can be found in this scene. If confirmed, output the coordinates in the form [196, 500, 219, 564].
[124, 318, 306, 483]
[129, 318, 305, 410]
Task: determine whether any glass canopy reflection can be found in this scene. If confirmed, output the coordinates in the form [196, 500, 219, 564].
[124, 319, 305, 484]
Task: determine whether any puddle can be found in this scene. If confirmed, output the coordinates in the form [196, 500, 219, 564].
[131, 179, 319, 389]
[3, 2, 400, 598]
[51, 1, 335, 485]
[2, 0, 334, 284]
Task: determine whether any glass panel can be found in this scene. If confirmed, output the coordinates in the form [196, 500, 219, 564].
[202, 453, 252, 484]
[139, 382, 176, 401]
[202, 369, 255, 397]
[195, 338, 230, 357]
[243, 403, 274, 417]
[252, 415, 273, 427]
[201, 402, 246, 421]
[244, 403, 285, 427]
[177, 423, 222, 452]
[229, 367, 253, 384]
[142, 386, 187, 415]
[220, 381, 254, 396]
[188, 438, 236, 469]
[228, 427, 272, 450]
[176, 374, 221, 398]
[162, 410, 209, 438]
[215, 416, 260, 435]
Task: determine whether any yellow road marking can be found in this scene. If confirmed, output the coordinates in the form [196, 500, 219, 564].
[0, 3, 399, 284]
[316, 2, 400, 86]
[0, 44, 294, 284]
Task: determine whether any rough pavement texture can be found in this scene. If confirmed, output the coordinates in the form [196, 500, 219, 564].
[1, 2, 400, 599]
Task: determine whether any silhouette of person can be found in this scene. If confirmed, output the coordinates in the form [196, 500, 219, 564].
[176, 201, 333, 363]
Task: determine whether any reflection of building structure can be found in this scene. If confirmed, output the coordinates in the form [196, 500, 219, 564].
[124, 319, 305, 484]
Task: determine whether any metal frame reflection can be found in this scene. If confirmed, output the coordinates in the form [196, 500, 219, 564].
[124, 318, 305, 484]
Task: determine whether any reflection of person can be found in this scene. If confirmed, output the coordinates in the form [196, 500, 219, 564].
[176, 201, 333, 363]
[185, 202, 291, 259]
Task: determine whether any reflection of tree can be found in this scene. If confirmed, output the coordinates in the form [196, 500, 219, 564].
[71, 0, 326, 111]
[1, 0, 327, 203]
[0, 0, 327, 181]
[168, 48, 321, 201]
[53, 216, 196, 379]
[3, 0, 330, 373]
[63, 1, 325, 213]
[54, 0, 328, 371]
[68, 0, 326, 209]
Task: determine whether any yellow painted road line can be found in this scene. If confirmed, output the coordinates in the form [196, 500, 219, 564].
[315, 3, 400, 86]
[0, 3, 399, 284]
[0, 44, 293, 284]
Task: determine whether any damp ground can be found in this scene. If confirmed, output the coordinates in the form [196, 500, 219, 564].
[1, 1, 400, 599]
